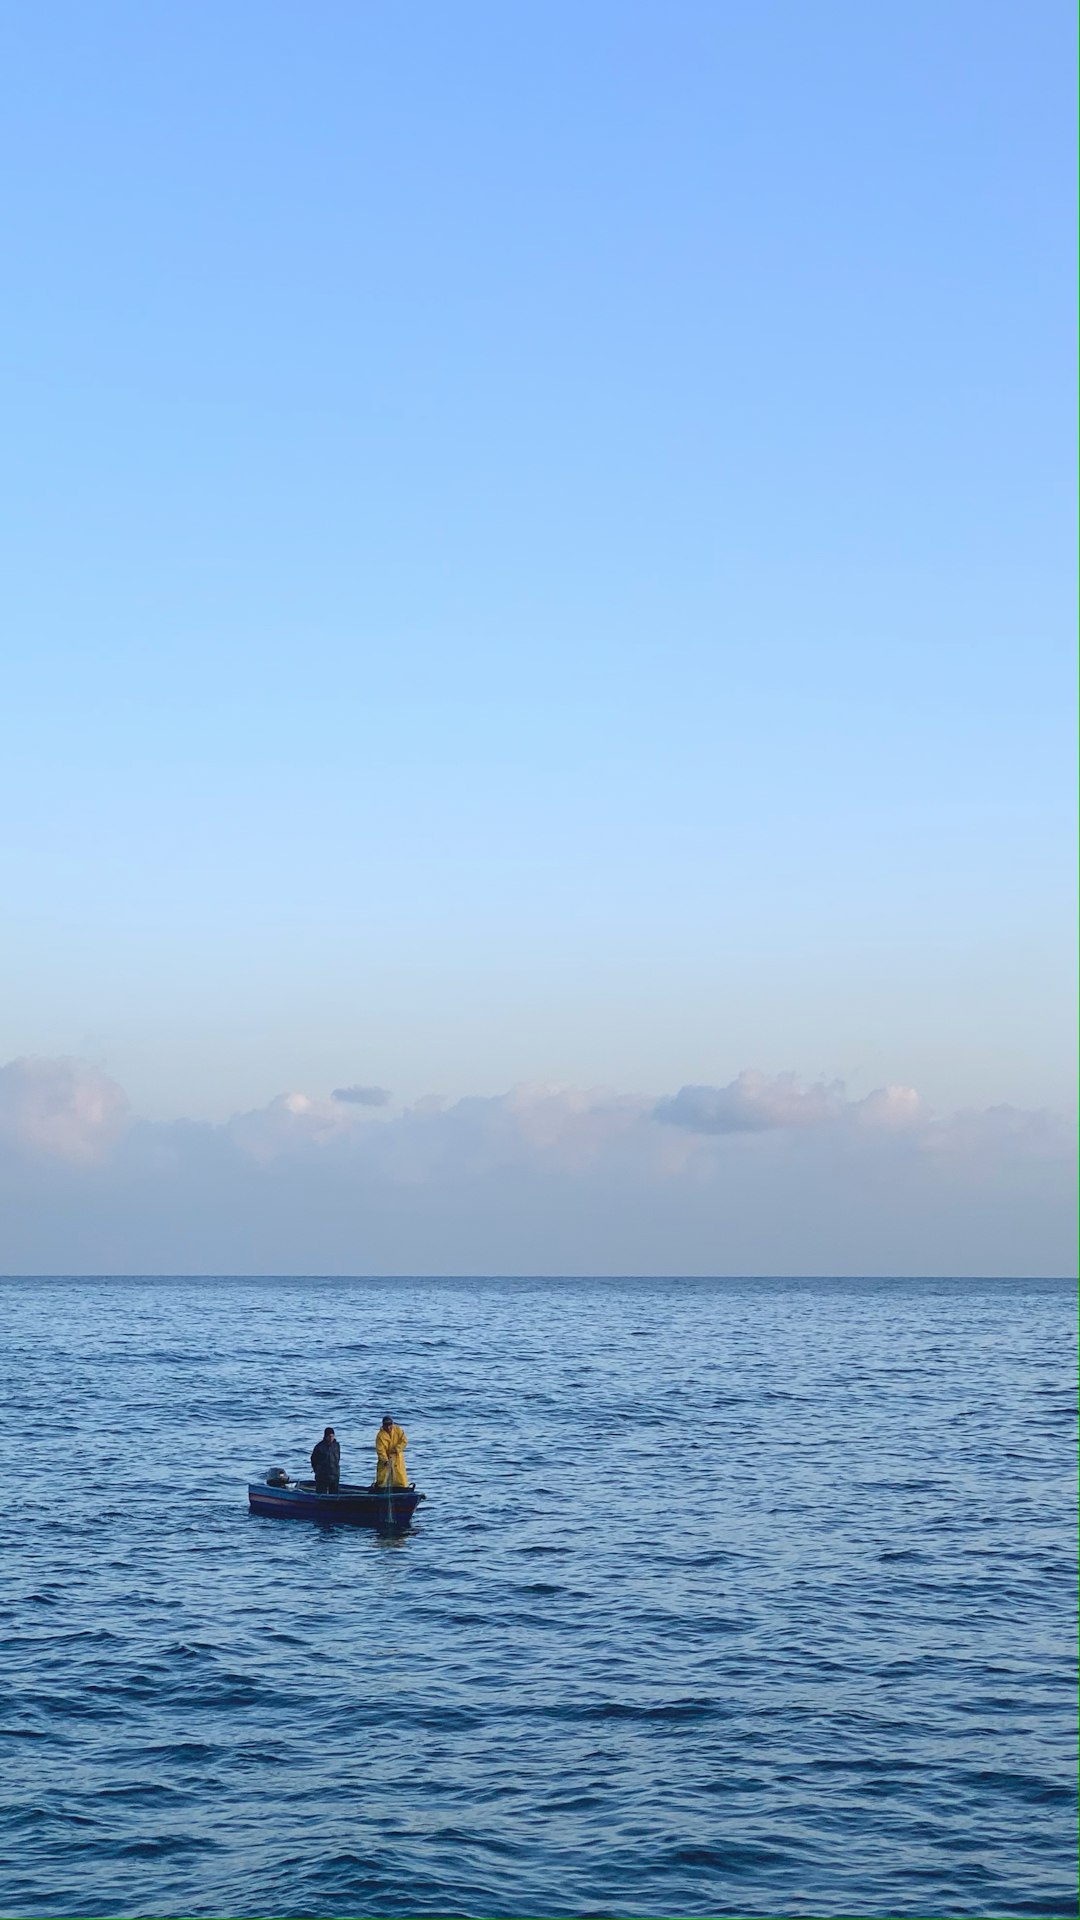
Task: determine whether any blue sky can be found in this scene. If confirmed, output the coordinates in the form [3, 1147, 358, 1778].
[0, 2, 1074, 1271]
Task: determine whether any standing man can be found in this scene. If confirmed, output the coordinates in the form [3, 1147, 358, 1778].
[375, 1414, 408, 1488]
[310, 1426, 340, 1494]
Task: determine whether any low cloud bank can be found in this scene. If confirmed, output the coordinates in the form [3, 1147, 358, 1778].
[0, 1057, 1073, 1277]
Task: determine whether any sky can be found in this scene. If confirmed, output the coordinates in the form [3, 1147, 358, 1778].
[0, 1, 1075, 1273]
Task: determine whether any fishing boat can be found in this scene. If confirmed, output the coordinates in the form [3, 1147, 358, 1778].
[248, 1469, 425, 1527]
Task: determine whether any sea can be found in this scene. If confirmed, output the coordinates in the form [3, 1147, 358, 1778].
[0, 1275, 1075, 1920]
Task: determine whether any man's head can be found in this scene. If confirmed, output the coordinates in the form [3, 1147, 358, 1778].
[381, 1414, 393, 1431]
[324, 1427, 335, 1442]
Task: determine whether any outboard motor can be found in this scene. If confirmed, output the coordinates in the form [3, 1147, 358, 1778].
[265, 1467, 290, 1487]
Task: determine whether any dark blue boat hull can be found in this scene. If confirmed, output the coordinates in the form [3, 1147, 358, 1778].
[248, 1481, 424, 1527]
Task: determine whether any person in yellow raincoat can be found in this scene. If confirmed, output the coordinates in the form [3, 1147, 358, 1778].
[375, 1414, 408, 1488]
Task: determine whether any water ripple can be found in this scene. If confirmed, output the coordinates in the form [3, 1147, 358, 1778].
[0, 1273, 1075, 1919]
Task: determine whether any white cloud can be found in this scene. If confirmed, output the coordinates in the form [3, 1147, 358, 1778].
[0, 1056, 129, 1163]
[919, 1101, 1068, 1158]
[225, 1090, 372, 1162]
[655, 1072, 927, 1136]
[655, 1071, 846, 1133]
[851, 1085, 924, 1130]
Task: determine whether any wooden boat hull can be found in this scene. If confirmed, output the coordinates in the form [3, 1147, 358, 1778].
[248, 1480, 425, 1527]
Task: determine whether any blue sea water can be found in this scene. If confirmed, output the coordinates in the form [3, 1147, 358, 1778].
[0, 1275, 1075, 1920]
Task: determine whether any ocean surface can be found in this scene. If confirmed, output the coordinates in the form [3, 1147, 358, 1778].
[0, 1275, 1075, 1920]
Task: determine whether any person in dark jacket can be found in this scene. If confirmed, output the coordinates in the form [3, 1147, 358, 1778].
[310, 1426, 341, 1494]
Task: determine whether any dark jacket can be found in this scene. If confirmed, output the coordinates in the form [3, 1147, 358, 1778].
[310, 1437, 341, 1491]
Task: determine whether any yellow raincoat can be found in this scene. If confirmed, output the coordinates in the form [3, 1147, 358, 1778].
[375, 1422, 408, 1488]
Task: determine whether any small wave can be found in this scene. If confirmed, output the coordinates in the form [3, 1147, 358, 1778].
[113, 1833, 221, 1859]
[665, 1839, 797, 1870]
[1, 1270, 1074, 1920]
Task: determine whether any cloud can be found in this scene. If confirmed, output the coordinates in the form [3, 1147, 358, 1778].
[851, 1085, 923, 1131]
[0, 1056, 129, 1163]
[0, 1059, 1073, 1276]
[655, 1071, 925, 1136]
[656, 1072, 846, 1133]
[332, 1084, 392, 1107]
[226, 1091, 371, 1163]
[919, 1101, 1068, 1158]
